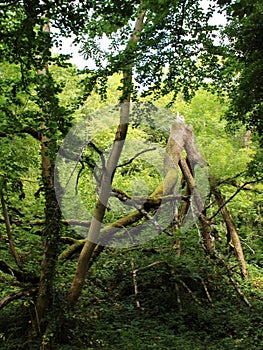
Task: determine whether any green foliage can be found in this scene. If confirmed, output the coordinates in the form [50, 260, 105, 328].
[217, 0, 263, 142]
[0, 1, 262, 349]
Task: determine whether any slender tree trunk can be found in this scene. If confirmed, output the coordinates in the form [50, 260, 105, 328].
[68, 6, 147, 307]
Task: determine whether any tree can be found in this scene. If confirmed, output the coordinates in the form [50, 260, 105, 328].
[0, 1, 261, 348]
[216, 0, 263, 140]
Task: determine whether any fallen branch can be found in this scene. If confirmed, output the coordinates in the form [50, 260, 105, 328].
[31, 219, 91, 228]
[212, 186, 248, 278]
[131, 260, 170, 308]
[131, 260, 141, 308]
[214, 250, 252, 307]
[210, 181, 258, 221]
[0, 260, 39, 284]
[0, 288, 38, 310]
[178, 278, 203, 306]
[201, 280, 214, 306]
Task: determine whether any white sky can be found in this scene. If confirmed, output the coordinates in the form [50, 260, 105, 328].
[56, 2, 227, 69]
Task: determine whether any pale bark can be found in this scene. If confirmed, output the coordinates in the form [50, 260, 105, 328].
[153, 117, 214, 253]
[212, 187, 248, 278]
[62, 118, 212, 267]
[67, 6, 147, 307]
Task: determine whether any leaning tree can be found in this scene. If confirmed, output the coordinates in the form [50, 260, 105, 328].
[0, 0, 257, 347]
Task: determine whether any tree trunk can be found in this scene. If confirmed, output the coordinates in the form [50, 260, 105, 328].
[33, 19, 63, 337]
[68, 6, 147, 307]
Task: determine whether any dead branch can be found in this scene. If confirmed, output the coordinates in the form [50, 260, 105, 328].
[133, 260, 169, 274]
[212, 187, 248, 278]
[214, 250, 252, 307]
[179, 157, 215, 253]
[175, 282, 183, 311]
[31, 219, 91, 228]
[178, 278, 203, 306]
[0, 260, 39, 284]
[130, 260, 170, 308]
[210, 181, 258, 221]
[117, 147, 156, 168]
[0, 289, 38, 310]
[201, 280, 214, 306]
[111, 188, 184, 207]
[0, 188, 23, 269]
[131, 260, 141, 308]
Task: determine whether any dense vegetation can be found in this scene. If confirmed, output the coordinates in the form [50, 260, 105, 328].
[0, 1, 262, 349]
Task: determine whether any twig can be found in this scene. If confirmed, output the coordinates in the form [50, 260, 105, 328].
[201, 280, 214, 306]
[117, 147, 156, 168]
[178, 279, 203, 306]
[131, 260, 141, 308]
[175, 282, 183, 312]
[133, 260, 169, 274]
[215, 172, 245, 186]
[31, 219, 91, 227]
[130, 260, 171, 308]
[240, 239, 256, 254]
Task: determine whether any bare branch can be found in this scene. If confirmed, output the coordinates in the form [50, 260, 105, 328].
[0, 289, 38, 310]
[214, 250, 252, 307]
[131, 260, 141, 308]
[178, 278, 203, 306]
[201, 280, 214, 306]
[0, 188, 23, 269]
[210, 181, 260, 220]
[0, 260, 39, 284]
[212, 186, 248, 278]
[133, 260, 169, 274]
[117, 147, 156, 168]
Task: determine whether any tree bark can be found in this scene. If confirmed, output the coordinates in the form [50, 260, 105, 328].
[212, 187, 248, 278]
[33, 19, 63, 333]
[67, 5, 147, 307]
[0, 186, 23, 268]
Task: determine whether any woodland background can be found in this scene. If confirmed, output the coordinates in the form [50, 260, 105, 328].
[0, 0, 262, 349]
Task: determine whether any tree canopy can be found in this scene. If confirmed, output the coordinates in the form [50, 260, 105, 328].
[0, 1, 262, 349]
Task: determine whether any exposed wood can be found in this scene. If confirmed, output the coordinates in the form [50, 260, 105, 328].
[178, 278, 203, 306]
[179, 157, 214, 253]
[212, 187, 248, 278]
[131, 260, 141, 308]
[67, 5, 147, 307]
